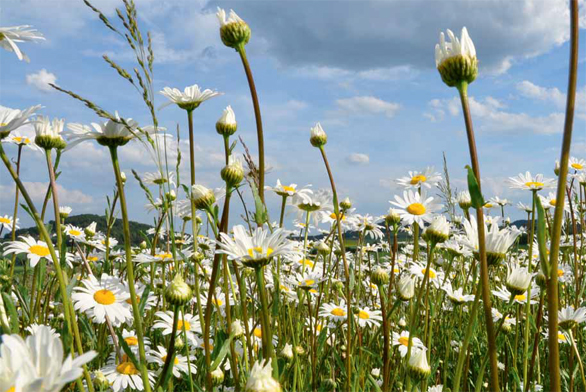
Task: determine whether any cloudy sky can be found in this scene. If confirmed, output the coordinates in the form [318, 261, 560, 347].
[1, 0, 586, 230]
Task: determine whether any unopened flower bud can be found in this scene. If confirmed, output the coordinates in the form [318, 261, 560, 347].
[211, 368, 225, 385]
[408, 348, 431, 380]
[221, 156, 244, 187]
[371, 267, 390, 286]
[216, 105, 237, 136]
[231, 320, 244, 338]
[192, 184, 216, 210]
[310, 122, 327, 147]
[340, 197, 352, 210]
[217, 8, 251, 49]
[165, 274, 192, 306]
[398, 275, 415, 301]
[280, 343, 293, 360]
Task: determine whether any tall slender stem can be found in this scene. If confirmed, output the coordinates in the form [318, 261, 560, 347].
[108, 146, 152, 392]
[318, 146, 352, 389]
[237, 46, 265, 204]
[547, 1, 579, 390]
[456, 81, 500, 392]
[8, 144, 23, 279]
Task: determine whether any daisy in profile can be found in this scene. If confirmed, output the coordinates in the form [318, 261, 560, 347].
[355, 307, 382, 328]
[65, 113, 142, 149]
[101, 357, 154, 392]
[109, 329, 151, 355]
[5, 131, 42, 151]
[319, 301, 348, 322]
[442, 283, 475, 305]
[492, 286, 538, 305]
[0, 25, 45, 62]
[508, 172, 556, 191]
[409, 262, 442, 287]
[3, 235, 52, 267]
[153, 311, 202, 346]
[460, 215, 519, 265]
[266, 179, 312, 199]
[142, 171, 175, 186]
[538, 192, 570, 213]
[396, 167, 442, 189]
[392, 330, 425, 357]
[148, 346, 196, 378]
[390, 190, 442, 227]
[72, 274, 131, 325]
[159, 84, 222, 111]
[558, 306, 586, 330]
[0, 105, 41, 139]
[216, 224, 299, 268]
[0, 325, 96, 392]
[64, 225, 86, 241]
[517, 202, 533, 214]
[568, 157, 585, 171]
[353, 214, 385, 240]
[0, 215, 18, 232]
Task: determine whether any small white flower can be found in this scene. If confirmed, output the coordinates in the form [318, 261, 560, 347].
[159, 84, 222, 111]
[245, 359, 281, 392]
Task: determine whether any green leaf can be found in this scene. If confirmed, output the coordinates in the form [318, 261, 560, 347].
[465, 165, 485, 209]
[211, 334, 234, 371]
[138, 285, 151, 314]
[2, 292, 20, 333]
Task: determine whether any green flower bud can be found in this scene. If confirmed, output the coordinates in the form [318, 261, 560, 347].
[165, 274, 192, 306]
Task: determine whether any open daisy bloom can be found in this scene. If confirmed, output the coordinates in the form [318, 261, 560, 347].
[0, 25, 45, 62]
[0, 215, 18, 232]
[396, 167, 442, 189]
[390, 190, 442, 227]
[0, 105, 41, 139]
[65, 113, 143, 149]
[3, 235, 52, 267]
[460, 215, 520, 266]
[216, 224, 299, 268]
[0, 325, 96, 392]
[72, 274, 131, 325]
[507, 171, 556, 191]
[159, 84, 222, 111]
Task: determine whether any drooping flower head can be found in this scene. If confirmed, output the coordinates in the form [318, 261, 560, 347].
[0, 105, 41, 139]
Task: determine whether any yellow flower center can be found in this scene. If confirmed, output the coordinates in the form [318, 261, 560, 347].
[484, 203, 493, 208]
[88, 256, 99, 262]
[406, 203, 426, 216]
[94, 289, 116, 305]
[514, 294, 526, 302]
[571, 163, 583, 170]
[282, 185, 296, 192]
[331, 307, 346, 317]
[6, 387, 15, 392]
[280, 285, 290, 292]
[212, 298, 224, 307]
[253, 327, 262, 338]
[298, 259, 314, 267]
[398, 336, 409, 346]
[549, 199, 557, 206]
[410, 175, 427, 185]
[421, 268, 436, 279]
[29, 245, 50, 257]
[316, 324, 323, 332]
[309, 289, 318, 294]
[0, 217, 11, 224]
[557, 269, 564, 277]
[155, 253, 173, 260]
[161, 355, 179, 365]
[558, 333, 567, 342]
[524, 181, 544, 188]
[302, 279, 315, 286]
[329, 212, 346, 221]
[116, 361, 140, 375]
[247, 247, 273, 258]
[358, 310, 370, 319]
[69, 229, 82, 236]
[124, 336, 138, 346]
[125, 295, 140, 305]
[177, 320, 191, 331]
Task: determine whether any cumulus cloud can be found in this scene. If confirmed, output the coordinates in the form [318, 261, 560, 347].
[334, 96, 400, 118]
[347, 153, 370, 165]
[516, 80, 586, 120]
[220, 0, 585, 75]
[26, 69, 57, 93]
[425, 95, 566, 135]
[0, 182, 93, 205]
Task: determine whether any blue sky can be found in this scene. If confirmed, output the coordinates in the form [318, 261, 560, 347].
[1, 0, 586, 230]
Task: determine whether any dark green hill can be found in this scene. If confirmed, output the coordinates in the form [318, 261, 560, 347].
[4, 214, 153, 246]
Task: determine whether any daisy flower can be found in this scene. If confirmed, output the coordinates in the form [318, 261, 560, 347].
[460, 215, 520, 265]
[142, 171, 175, 186]
[492, 286, 538, 305]
[109, 329, 151, 354]
[392, 331, 425, 357]
[396, 167, 442, 189]
[558, 306, 586, 330]
[319, 301, 348, 322]
[153, 311, 202, 346]
[72, 274, 131, 325]
[64, 225, 86, 241]
[355, 307, 382, 328]
[353, 214, 385, 240]
[409, 262, 442, 287]
[508, 172, 556, 191]
[538, 192, 569, 213]
[0, 325, 96, 392]
[245, 359, 281, 392]
[65, 113, 141, 149]
[489, 196, 510, 207]
[390, 190, 442, 227]
[4, 131, 42, 151]
[3, 236, 52, 267]
[159, 84, 222, 111]
[266, 179, 312, 198]
[442, 284, 475, 305]
[0, 105, 41, 139]
[0, 25, 45, 62]
[0, 215, 18, 232]
[216, 224, 299, 268]
[148, 346, 196, 378]
[102, 358, 154, 392]
[568, 157, 585, 171]
[517, 202, 533, 214]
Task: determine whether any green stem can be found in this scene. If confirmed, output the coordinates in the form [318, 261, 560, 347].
[108, 146, 152, 392]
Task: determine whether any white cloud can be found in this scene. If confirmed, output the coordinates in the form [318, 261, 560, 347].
[347, 153, 370, 165]
[26, 69, 57, 93]
[426, 95, 565, 135]
[517, 80, 586, 120]
[335, 96, 400, 118]
[0, 182, 93, 205]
